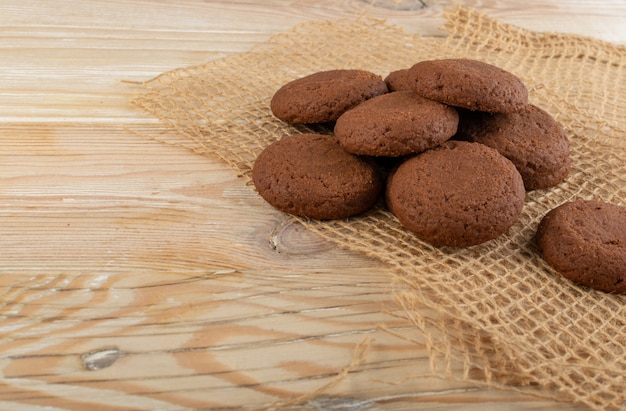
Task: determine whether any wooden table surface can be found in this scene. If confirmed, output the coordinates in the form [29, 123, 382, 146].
[1, 1, 624, 410]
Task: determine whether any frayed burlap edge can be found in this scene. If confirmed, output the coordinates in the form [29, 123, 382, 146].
[130, 6, 626, 410]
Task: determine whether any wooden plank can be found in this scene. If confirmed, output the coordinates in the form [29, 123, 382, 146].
[1, 1, 623, 409]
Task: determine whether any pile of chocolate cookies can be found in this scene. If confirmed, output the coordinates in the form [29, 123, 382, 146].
[254, 59, 569, 244]
[252, 59, 625, 293]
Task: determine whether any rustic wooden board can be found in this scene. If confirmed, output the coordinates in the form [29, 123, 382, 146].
[1, 1, 623, 409]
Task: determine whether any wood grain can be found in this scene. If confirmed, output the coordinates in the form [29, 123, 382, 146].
[1, 1, 623, 409]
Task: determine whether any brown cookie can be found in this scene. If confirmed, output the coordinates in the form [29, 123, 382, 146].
[384, 68, 413, 92]
[408, 59, 528, 113]
[270, 69, 388, 124]
[386, 140, 525, 247]
[456, 105, 570, 190]
[252, 133, 383, 220]
[334, 91, 459, 157]
[536, 200, 626, 294]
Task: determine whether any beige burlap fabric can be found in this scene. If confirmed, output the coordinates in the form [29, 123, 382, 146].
[131, 7, 626, 410]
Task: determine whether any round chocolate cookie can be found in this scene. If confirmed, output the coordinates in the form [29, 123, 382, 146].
[536, 200, 626, 294]
[334, 91, 459, 157]
[386, 140, 525, 247]
[384, 68, 413, 92]
[252, 133, 383, 220]
[270, 69, 388, 124]
[456, 104, 570, 190]
[408, 59, 528, 113]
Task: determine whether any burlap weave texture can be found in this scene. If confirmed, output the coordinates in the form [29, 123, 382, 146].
[132, 7, 626, 410]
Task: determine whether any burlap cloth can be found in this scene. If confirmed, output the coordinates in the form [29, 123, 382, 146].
[131, 7, 626, 410]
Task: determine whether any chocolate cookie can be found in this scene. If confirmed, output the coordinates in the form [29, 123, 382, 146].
[408, 59, 528, 113]
[270, 69, 388, 124]
[386, 140, 525, 247]
[252, 133, 383, 220]
[384, 68, 413, 92]
[456, 105, 570, 190]
[334, 91, 459, 157]
[536, 200, 626, 294]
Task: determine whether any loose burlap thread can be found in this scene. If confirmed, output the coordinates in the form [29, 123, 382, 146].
[131, 7, 626, 410]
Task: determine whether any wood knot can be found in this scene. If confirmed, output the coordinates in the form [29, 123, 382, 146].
[81, 347, 123, 371]
[268, 217, 332, 255]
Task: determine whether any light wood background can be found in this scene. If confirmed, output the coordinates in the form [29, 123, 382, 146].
[1, 1, 624, 410]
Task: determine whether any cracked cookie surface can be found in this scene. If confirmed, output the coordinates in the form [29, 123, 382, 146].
[386, 140, 525, 247]
[270, 69, 388, 124]
[252, 133, 383, 220]
[408, 58, 528, 113]
[536, 200, 626, 294]
[334, 91, 458, 157]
